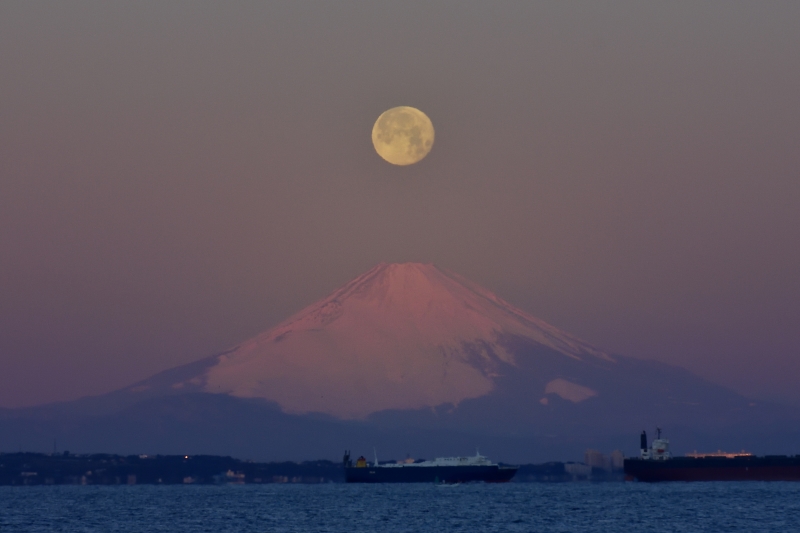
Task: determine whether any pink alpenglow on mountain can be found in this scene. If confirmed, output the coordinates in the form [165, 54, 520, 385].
[202, 263, 610, 418]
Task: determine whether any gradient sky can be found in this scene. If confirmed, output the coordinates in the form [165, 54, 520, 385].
[1, 1, 799, 409]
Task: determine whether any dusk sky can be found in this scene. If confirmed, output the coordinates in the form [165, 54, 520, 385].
[1, 1, 798, 409]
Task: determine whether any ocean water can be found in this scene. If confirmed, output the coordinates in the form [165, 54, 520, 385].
[1, 482, 799, 533]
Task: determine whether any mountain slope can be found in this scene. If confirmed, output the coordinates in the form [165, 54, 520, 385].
[199, 263, 612, 418]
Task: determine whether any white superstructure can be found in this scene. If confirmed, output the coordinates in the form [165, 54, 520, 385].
[373, 451, 495, 468]
[640, 428, 671, 461]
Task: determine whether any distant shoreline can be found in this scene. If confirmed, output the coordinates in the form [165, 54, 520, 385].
[0, 452, 623, 485]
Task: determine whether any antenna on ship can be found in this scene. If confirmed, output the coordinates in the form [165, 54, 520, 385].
[373, 447, 378, 467]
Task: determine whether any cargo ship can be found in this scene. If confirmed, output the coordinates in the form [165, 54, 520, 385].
[624, 429, 800, 482]
[342, 450, 518, 483]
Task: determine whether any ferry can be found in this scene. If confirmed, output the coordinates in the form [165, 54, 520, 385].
[343, 450, 518, 483]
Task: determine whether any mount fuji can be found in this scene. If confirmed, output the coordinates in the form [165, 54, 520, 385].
[196, 262, 612, 418]
[2, 263, 797, 462]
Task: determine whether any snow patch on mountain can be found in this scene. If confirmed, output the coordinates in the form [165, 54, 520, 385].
[544, 378, 598, 403]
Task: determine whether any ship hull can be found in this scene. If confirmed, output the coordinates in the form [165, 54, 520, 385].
[625, 456, 800, 482]
[345, 465, 518, 483]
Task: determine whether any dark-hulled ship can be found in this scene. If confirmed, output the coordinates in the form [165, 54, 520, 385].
[343, 451, 518, 483]
[624, 429, 800, 482]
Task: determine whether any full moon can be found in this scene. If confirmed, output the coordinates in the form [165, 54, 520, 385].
[372, 106, 435, 166]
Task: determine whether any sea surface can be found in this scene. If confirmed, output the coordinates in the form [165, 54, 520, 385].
[1, 482, 799, 532]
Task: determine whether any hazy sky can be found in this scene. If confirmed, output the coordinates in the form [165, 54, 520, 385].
[1, 1, 799, 408]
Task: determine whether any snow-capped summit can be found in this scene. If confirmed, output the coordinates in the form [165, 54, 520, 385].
[201, 262, 610, 418]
